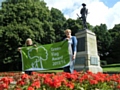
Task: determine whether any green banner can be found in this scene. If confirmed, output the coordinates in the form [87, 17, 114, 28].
[21, 41, 70, 71]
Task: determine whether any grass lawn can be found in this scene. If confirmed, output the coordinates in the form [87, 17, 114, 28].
[102, 63, 120, 72]
[38, 69, 63, 73]
[32, 63, 120, 73]
[38, 63, 120, 73]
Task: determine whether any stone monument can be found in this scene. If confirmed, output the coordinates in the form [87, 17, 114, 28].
[74, 3, 102, 73]
[74, 29, 103, 73]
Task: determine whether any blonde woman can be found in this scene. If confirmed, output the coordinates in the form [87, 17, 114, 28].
[64, 29, 78, 73]
[18, 38, 33, 51]
[18, 38, 36, 75]
[25, 38, 33, 46]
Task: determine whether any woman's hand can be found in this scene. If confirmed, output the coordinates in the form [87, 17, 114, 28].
[66, 38, 70, 40]
[33, 44, 37, 47]
[18, 47, 21, 52]
[72, 55, 76, 60]
[72, 52, 76, 60]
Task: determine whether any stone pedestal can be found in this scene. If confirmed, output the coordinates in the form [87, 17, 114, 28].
[75, 29, 103, 73]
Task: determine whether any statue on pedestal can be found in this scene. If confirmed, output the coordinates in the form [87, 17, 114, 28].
[79, 3, 88, 29]
[75, 4, 103, 73]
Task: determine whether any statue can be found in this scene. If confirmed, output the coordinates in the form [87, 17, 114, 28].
[80, 3, 88, 29]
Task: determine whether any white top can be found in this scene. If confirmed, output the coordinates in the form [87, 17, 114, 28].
[68, 37, 73, 55]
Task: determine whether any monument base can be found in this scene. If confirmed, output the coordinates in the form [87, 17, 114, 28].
[75, 65, 103, 73]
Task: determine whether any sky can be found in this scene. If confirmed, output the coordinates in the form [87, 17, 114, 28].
[0, 0, 120, 29]
[43, 0, 120, 29]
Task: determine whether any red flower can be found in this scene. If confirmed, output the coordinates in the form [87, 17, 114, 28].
[117, 80, 120, 84]
[17, 80, 25, 86]
[50, 79, 61, 88]
[89, 79, 98, 85]
[44, 77, 52, 85]
[0, 77, 13, 89]
[27, 86, 34, 90]
[31, 80, 40, 88]
[117, 84, 120, 89]
[0, 77, 13, 84]
[66, 82, 74, 89]
[21, 74, 29, 80]
[0, 83, 8, 89]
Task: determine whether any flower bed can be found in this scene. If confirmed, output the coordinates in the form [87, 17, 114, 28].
[0, 71, 120, 90]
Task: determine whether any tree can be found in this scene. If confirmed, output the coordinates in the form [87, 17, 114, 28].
[108, 24, 120, 63]
[0, 0, 56, 70]
[50, 8, 66, 42]
[93, 24, 112, 61]
[63, 19, 81, 35]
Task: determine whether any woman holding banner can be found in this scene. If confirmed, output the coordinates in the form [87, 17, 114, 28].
[18, 38, 36, 75]
[63, 29, 78, 73]
[18, 38, 35, 51]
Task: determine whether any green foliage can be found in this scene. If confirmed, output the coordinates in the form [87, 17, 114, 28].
[50, 8, 66, 42]
[93, 23, 120, 64]
[108, 24, 120, 63]
[64, 19, 81, 35]
[93, 24, 112, 61]
[42, 21, 55, 44]
[0, 0, 56, 70]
